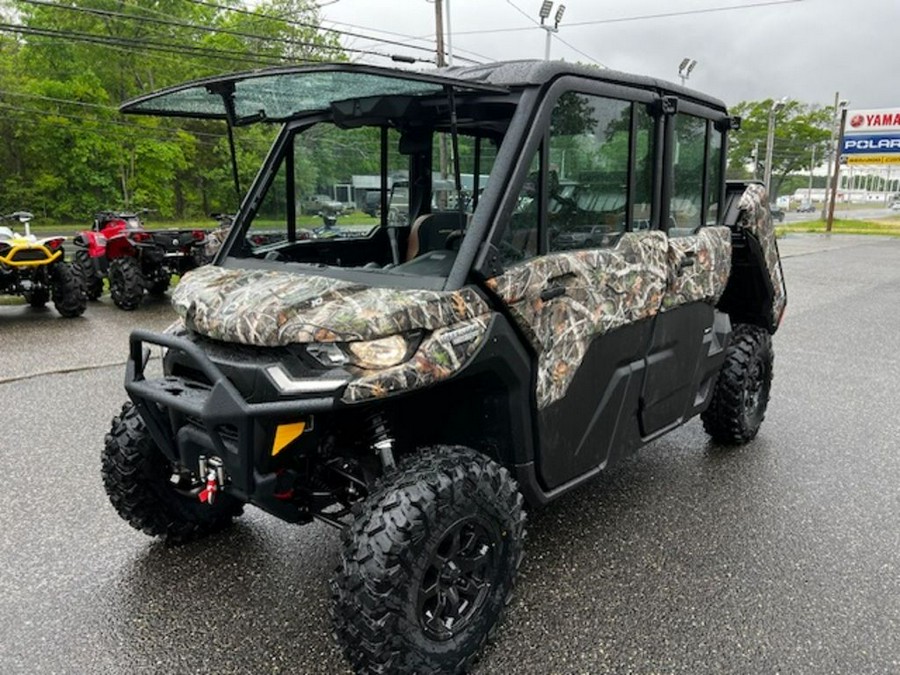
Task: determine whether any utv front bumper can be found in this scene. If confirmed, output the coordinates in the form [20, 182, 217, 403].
[125, 329, 342, 521]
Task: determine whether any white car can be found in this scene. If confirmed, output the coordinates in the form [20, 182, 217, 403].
[890, 201, 900, 211]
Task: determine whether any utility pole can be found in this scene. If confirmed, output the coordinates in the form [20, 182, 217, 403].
[434, 0, 449, 182]
[764, 98, 785, 199]
[821, 92, 848, 220]
[434, 0, 446, 68]
[752, 140, 760, 180]
[826, 107, 848, 232]
[807, 145, 816, 205]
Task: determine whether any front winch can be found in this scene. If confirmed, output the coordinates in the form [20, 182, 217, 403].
[197, 455, 226, 504]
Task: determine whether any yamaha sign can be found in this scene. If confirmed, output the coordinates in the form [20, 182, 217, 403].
[842, 108, 900, 164]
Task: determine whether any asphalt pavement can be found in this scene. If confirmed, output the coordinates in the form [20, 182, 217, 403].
[1, 234, 898, 674]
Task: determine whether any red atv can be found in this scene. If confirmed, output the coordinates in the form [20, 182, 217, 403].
[73, 210, 208, 310]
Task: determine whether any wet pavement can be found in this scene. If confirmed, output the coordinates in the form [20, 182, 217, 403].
[1, 235, 898, 674]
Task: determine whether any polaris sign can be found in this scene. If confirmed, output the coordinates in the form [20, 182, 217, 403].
[842, 134, 900, 155]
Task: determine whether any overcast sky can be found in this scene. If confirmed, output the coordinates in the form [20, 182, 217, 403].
[319, 0, 898, 111]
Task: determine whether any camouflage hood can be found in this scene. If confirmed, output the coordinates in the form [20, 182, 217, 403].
[171, 265, 490, 346]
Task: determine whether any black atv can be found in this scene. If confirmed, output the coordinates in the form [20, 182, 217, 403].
[103, 61, 786, 674]
[0, 211, 86, 317]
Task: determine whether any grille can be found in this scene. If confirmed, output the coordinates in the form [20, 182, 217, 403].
[11, 249, 49, 262]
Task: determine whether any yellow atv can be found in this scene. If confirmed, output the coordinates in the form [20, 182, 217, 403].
[0, 211, 86, 317]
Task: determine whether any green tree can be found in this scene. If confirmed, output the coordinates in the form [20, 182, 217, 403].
[727, 99, 832, 198]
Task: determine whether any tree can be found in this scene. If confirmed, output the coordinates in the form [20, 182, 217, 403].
[727, 99, 833, 198]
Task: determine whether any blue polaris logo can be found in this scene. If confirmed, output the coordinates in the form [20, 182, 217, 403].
[842, 134, 900, 154]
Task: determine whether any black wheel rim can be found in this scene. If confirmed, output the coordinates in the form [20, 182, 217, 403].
[417, 516, 498, 641]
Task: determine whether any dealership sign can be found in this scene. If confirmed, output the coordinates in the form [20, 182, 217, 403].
[841, 108, 900, 164]
[846, 108, 900, 134]
[842, 133, 900, 154]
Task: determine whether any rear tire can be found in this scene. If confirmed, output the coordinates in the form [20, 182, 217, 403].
[332, 446, 526, 675]
[26, 287, 50, 308]
[109, 257, 144, 310]
[702, 323, 773, 444]
[50, 262, 86, 317]
[147, 275, 170, 296]
[102, 403, 242, 543]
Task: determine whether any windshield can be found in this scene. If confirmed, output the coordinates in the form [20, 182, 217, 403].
[226, 107, 505, 283]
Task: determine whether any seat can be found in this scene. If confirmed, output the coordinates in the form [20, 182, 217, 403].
[405, 211, 470, 260]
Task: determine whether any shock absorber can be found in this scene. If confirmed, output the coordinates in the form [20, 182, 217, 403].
[367, 412, 396, 472]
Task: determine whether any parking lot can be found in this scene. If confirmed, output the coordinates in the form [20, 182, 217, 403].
[1, 233, 898, 674]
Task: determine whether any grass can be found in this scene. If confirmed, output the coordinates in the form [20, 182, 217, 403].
[776, 216, 900, 238]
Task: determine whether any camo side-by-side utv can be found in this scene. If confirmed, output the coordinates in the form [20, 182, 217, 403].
[0, 211, 85, 318]
[102, 61, 786, 674]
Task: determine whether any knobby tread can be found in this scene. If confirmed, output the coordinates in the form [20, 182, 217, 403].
[101, 403, 242, 544]
[74, 250, 103, 300]
[331, 446, 526, 675]
[51, 261, 86, 317]
[701, 323, 774, 444]
[108, 257, 144, 311]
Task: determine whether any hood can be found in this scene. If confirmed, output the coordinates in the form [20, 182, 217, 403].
[172, 265, 490, 346]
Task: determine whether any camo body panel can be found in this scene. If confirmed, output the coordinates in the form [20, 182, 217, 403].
[172, 265, 490, 346]
[736, 183, 787, 327]
[486, 231, 668, 407]
[662, 226, 732, 311]
[342, 315, 491, 403]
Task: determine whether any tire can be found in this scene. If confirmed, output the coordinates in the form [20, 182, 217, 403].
[332, 446, 526, 675]
[102, 403, 243, 543]
[702, 323, 774, 444]
[26, 286, 50, 308]
[75, 250, 103, 300]
[50, 262, 86, 318]
[147, 275, 170, 296]
[108, 257, 144, 310]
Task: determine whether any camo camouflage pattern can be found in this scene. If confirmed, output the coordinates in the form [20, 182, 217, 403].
[486, 232, 669, 407]
[342, 315, 491, 403]
[736, 183, 787, 327]
[172, 265, 490, 346]
[662, 226, 732, 310]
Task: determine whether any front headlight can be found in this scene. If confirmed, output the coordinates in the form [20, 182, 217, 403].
[307, 334, 417, 370]
[347, 335, 411, 369]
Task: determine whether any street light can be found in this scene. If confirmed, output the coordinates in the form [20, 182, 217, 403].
[763, 97, 787, 199]
[821, 94, 849, 219]
[678, 58, 697, 86]
[539, 1, 565, 60]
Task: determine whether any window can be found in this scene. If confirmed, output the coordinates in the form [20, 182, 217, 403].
[431, 134, 497, 214]
[669, 114, 707, 236]
[497, 149, 541, 265]
[547, 93, 649, 252]
[706, 128, 723, 225]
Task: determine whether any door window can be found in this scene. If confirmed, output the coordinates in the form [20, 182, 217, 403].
[669, 114, 707, 236]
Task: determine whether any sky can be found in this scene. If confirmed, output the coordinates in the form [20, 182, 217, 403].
[318, 0, 900, 112]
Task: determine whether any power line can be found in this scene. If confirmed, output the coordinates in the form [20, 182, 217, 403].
[455, 0, 805, 35]
[0, 23, 294, 67]
[180, 0, 476, 64]
[18, 0, 434, 65]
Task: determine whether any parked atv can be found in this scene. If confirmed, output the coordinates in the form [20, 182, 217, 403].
[103, 61, 786, 674]
[0, 211, 85, 317]
[73, 210, 208, 310]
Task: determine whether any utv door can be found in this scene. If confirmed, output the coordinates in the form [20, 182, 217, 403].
[485, 84, 667, 489]
[640, 108, 733, 436]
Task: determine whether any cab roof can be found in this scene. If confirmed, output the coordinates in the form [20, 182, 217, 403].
[120, 60, 727, 124]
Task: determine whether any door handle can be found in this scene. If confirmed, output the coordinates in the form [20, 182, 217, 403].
[678, 256, 696, 269]
[540, 285, 567, 301]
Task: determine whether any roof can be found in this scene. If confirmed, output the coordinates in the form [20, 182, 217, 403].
[120, 60, 728, 124]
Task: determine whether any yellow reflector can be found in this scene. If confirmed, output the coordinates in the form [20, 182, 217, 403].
[272, 421, 306, 456]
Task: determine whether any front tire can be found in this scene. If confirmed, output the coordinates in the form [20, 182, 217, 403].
[50, 262, 86, 317]
[108, 257, 144, 310]
[702, 323, 774, 444]
[75, 250, 103, 300]
[102, 403, 242, 543]
[332, 446, 526, 675]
